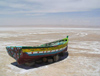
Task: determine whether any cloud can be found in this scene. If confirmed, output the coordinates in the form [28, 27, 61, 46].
[0, 0, 100, 15]
[0, 0, 100, 26]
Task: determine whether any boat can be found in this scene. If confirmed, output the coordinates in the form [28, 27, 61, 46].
[6, 36, 69, 65]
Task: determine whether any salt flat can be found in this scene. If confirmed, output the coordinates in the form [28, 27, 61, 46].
[0, 27, 100, 76]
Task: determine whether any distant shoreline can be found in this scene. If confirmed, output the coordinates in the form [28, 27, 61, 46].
[0, 25, 100, 28]
[0, 24, 100, 28]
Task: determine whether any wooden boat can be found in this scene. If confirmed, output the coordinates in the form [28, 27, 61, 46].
[6, 36, 69, 65]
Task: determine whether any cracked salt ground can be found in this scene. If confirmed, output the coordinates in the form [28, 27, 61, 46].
[69, 41, 100, 54]
[0, 27, 100, 76]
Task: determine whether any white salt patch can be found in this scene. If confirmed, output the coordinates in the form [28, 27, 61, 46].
[0, 41, 22, 46]
[0, 58, 3, 62]
[44, 66, 48, 68]
[7, 64, 49, 74]
[69, 41, 100, 54]
[0, 53, 6, 55]
[76, 32, 88, 37]
[31, 31, 60, 34]
[28, 40, 39, 42]
[0, 32, 35, 38]
[42, 39, 57, 42]
[88, 52, 100, 54]
[29, 33, 33, 34]
[66, 56, 100, 73]
[0, 41, 25, 51]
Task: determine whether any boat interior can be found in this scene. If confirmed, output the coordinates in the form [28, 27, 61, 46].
[40, 38, 67, 47]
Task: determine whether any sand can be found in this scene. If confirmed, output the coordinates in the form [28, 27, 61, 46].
[0, 27, 100, 76]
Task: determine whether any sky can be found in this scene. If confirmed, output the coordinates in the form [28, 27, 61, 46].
[0, 0, 100, 27]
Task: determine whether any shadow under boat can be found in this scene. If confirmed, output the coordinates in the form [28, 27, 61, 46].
[11, 52, 69, 70]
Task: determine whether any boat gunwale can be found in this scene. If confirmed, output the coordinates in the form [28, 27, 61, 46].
[22, 38, 68, 49]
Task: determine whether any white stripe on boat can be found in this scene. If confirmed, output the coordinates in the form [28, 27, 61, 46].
[27, 47, 66, 54]
[47, 51, 50, 53]
[39, 51, 43, 53]
[52, 50, 55, 52]
[34, 52, 38, 54]
[28, 52, 32, 54]
[44, 51, 47, 53]
[56, 49, 58, 51]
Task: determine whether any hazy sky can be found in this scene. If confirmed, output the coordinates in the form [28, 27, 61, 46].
[0, 0, 100, 26]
